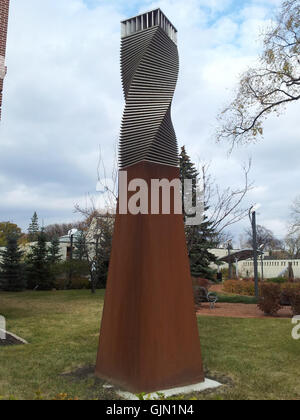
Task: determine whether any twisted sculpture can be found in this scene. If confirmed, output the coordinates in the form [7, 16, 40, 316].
[0, 0, 10, 120]
[120, 19, 179, 168]
[96, 9, 204, 394]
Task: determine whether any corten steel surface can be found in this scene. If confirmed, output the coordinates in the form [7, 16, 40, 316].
[96, 162, 204, 393]
[0, 0, 10, 120]
[95, 10, 204, 393]
[119, 9, 179, 169]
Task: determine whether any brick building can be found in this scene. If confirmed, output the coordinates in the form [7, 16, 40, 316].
[0, 0, 10, 120]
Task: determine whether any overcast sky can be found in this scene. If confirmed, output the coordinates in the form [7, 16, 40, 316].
[0, 0, 298, 242]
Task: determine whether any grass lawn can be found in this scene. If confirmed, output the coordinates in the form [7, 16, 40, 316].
[0, 290, 299, 400]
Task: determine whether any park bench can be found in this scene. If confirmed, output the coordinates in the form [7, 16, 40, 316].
[193, 286, 218, 310]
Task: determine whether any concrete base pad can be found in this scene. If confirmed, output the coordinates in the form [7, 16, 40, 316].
[117, 378, 222, 400]
[0, 329, 28, 344]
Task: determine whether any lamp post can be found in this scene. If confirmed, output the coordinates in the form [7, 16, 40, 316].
[68, 229, 78, 288]
[235, 257, 239, 279]
[227, 240, 233, 280]
[259, 244, 265, 281]
[249, 205, 261, 298]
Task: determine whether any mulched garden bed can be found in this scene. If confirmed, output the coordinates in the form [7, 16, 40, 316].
[0, 332, 26, 347]
[196, 302, 292, 318]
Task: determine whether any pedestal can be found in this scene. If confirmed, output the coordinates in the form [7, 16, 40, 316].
[95, 161, 204, 393]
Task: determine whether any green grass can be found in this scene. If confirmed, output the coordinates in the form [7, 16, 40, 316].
[0, 290, 299, 400]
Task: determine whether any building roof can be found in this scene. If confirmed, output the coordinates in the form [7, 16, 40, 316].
[59, 232, 81, 244]
[219, 249, 264, 264]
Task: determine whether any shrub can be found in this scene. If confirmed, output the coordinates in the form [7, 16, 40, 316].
[258, 283, 281, 316]
[291, 291, 300, 316]
[54, 276, 90, 290]
[266, 277, 286, 284]
[52, 260, 90, 289]
[53, 260, 90, 278]
[283, 284, 300, 315]
[220, 266, 237, 281]
[280, 283, 297, 305]
[223, 280, 256, 296]
[217, 294, 257, 304]
[192, 277, 210, 289]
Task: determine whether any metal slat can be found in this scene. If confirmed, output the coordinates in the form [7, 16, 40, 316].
[119, 18, 179, 169]
[121, 9, 178, 45]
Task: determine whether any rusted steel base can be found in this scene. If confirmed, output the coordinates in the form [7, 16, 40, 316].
[95, 161, 204, 393]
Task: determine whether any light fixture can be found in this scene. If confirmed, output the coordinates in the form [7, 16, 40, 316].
[250, 203, 261, 213]
[68, 229, 78, 237]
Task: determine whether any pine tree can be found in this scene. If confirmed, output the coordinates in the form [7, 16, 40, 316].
[74, 231, 86, 261]
[97, 221, 112, 288]
[0, 235, 25, 291]
[28, 212, 40, 242]
[179, 146, 218, 281]
[188, 212, 219, 280]
[26, 229, 54, 290]
[48, 237, 61, 264]
[179, 146, 199, 218]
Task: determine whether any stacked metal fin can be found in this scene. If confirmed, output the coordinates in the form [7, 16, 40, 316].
[119, 21, 179, 169]
[0, 0, 10, 120]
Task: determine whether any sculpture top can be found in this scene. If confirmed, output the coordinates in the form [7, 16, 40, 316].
[0, 0, 10, 120]
[121, 9, 177, 44]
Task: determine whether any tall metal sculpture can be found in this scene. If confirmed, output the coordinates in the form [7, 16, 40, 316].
[0, 0, 10, 120]
[119, 10, 179, 169]
[96, 9, 204, 393]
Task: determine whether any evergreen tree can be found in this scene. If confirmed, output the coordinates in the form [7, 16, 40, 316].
[26, 229, 54, 290]
[0, 235, 25, 291]
[179, 146, 218, 280]
[97, 221, 112, 288]
[74, 231, 86, 261]
[188, 212, 219, 280]
[179, 146, 199, 218]
[48, 237, 61, 264]
[28, 212, 40, 242]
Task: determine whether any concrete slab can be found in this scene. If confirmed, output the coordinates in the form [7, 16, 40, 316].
[117, 378, 222, 400]
[0, 329, 28, 344]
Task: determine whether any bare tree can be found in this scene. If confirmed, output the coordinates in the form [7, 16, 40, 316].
[290, 195, 300, 232]
[213, 231, 234, 247]
[96, 144, 118, 212]
[95, 143, 252, 238]
[201, 159, 253, 235]
[74, 198, 114, 293]
[44, 222, 84, 241]
[217, 0, 300, 148]
[284, 231, 300, 257]
[241, 224, 283, 251]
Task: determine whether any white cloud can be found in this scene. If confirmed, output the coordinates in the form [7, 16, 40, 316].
[0, 0, 298, 242]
